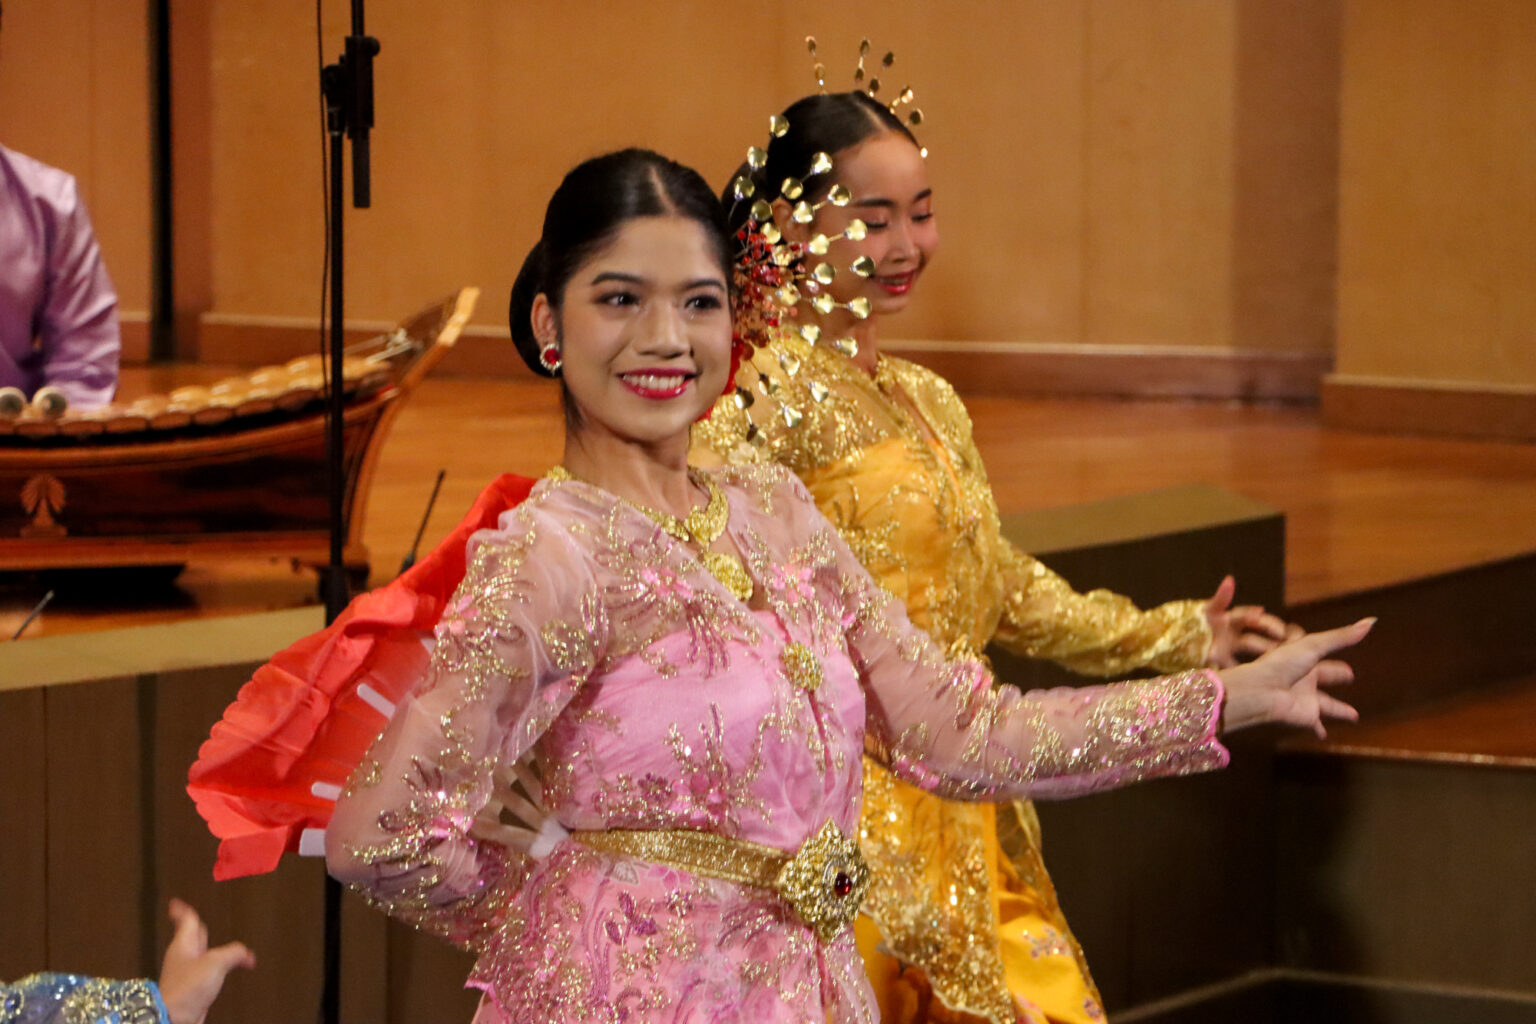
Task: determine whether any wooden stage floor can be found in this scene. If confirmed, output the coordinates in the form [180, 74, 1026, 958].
[5, 371, 1536, 639]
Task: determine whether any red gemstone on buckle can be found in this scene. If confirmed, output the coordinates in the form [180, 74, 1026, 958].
[833, 871, 853, 897]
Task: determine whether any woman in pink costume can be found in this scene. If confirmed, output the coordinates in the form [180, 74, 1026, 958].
[218, 148, 1365, 1024]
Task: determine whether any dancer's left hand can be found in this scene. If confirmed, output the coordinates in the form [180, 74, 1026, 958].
[1204, 575, 1294, 666]
[159, 898, 256, 1024]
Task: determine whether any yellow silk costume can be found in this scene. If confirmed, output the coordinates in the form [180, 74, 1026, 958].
[695, 330, 1213, 1024]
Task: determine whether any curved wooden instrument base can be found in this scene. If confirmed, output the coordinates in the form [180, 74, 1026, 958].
[0, 289, 477, 583]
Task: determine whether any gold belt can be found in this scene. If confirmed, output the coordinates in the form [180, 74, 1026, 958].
[572, 820, 869, 941]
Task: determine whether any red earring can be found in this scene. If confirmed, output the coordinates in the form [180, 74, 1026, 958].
[538, 343, 562, 374]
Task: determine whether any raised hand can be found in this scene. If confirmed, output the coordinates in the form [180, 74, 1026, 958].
[158, 899, 256, 1024]
[1217, 618, 1375, 738]
[1204, 574, 1294, 666]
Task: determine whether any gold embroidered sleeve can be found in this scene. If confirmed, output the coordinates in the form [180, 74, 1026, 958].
[325, 504, 606, 951]
[848, 565, 1230, 799]
[761, 469, 1232, 800]
[992, 541, 1213, 675]
[3, 974, 167, 1024]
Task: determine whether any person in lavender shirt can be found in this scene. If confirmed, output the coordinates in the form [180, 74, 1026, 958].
[0, 2, 121, 409]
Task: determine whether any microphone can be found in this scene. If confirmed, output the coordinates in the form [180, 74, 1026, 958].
[398, 469, 446, 574]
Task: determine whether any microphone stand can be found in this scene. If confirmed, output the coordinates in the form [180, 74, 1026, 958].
[319, 4, 379, 1022]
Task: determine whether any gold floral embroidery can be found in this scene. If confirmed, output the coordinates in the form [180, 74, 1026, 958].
[582, 496, 762, 677]
[741, 522, 847, 654]
[780, 642, 822, 693]
[541, 593, 607, 674]
[857, 764, 1016, 1024]
[716, 461, 782, 517]
[664, 707, 773, 830]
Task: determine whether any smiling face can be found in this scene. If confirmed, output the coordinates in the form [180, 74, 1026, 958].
[531, 215, 732, 450]
[810, 131, 938, 318]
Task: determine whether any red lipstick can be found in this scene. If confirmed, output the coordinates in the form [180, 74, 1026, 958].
[619, 368, 695, 400]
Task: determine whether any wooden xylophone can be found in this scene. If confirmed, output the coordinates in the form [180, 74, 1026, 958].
[0, 288, 478, 577]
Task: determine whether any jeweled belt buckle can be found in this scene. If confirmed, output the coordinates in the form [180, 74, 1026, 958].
[774, 820, 870, 941]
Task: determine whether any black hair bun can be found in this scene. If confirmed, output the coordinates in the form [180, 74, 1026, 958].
[508, 239, 556, 378]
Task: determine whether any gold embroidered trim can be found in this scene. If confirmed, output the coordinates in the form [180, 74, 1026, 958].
[546, 466, 753, 601]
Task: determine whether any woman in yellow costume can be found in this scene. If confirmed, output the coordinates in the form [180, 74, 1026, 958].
[695, 73, 1292, 1024]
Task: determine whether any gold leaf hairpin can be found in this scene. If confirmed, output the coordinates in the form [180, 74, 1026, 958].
[805, 36, 926, 144]
[726, 130, 872, 392]
[724, 34, 936, 419]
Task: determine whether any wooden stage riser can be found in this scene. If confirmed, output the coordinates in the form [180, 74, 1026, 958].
[0, 668, 480, 1024]
[1276, 756, 1536, 995]
[1287, 551, 1536, 718]
[1033, 736, 1281, 1011]
[1002, 489, 1287, 1009]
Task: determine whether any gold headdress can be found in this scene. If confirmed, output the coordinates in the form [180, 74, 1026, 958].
[725, 137, 871, 432]
[714, 36, 937, 444]
[808, 36, 926, 145]
[726, 37, 926, 415]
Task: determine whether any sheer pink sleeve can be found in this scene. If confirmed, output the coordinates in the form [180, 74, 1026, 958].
[324, 501, 606, 949]
[766, 471, 1231, 801]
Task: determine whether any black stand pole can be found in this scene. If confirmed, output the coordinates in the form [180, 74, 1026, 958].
[319, 4, 379, 1022]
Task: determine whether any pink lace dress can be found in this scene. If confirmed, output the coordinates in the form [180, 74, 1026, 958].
[325, 465, 1227, 1024]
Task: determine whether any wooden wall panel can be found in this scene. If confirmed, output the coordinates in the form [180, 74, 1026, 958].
[39, 0, 1536, 406]
[1233, 0, 1342, 356]
[0, 690, 47, 978]
[43, 677, 150, 980]
[198, 0, 772, 334]
[1084, 1, 1237, 350]
[168, 0, 213, 359]
[172, 0, 1341, 376]
[0, 0, 153, 333]
[1336, 0, 1536, 388]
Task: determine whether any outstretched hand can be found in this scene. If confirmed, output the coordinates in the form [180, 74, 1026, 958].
[1217, 618, 1375, 737]
[158, 899, 256, 1024]
[1204, 575, 1296, 667]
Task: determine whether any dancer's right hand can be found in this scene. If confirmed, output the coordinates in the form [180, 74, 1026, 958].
[1216, 618, 1375, 738]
